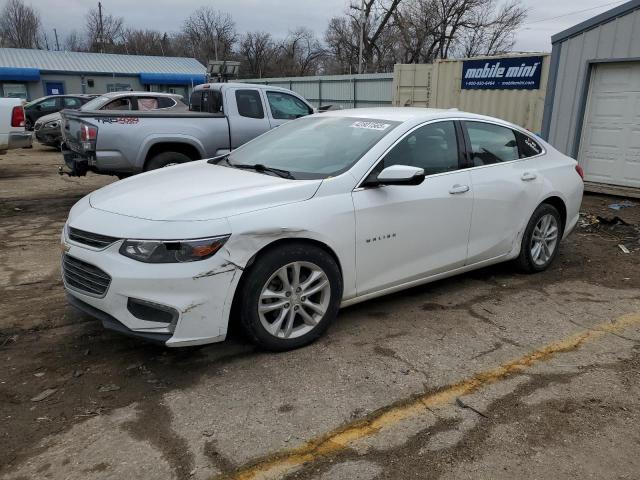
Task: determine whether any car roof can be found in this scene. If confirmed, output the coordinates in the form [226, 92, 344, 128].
[317, 107, 527, 130]
[197, 82, 301, 94]
[100, 91, 181, 99]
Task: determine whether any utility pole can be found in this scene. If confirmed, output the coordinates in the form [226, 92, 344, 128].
[44, 32, 50, 51]
[98, 1, 104, 53]
[53, 28, 60, 51]
[358, 0, 365, 74]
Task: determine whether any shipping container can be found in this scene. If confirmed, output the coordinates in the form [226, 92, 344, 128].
[393, 53, 550, 133]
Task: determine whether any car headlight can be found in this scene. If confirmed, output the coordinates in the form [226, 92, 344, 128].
[45, 121, 60, 128]
[119, 235, 229, 263]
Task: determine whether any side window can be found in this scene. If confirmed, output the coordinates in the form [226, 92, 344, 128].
[515, 131, 543, 158]
[39, 98, 58, 109]
[266, 91, 312, 119]
[63, 97, 82, 108]
[102, 98, 132, 110]
[465, 121, 519, 166]
[137, 97, 159, 111]
[157, 97, 176, 109]
[235, 89, 264, 119]
[380, 121, 459, 176]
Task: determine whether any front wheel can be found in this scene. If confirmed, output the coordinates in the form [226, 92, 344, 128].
[516, 203, 562, 273]
[239, 244, 342, 351]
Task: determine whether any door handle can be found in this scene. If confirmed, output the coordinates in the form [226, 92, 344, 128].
[449, 184, 470, 194]
[521, 172, 537, 182]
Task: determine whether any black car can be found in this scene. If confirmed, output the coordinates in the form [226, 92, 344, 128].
[24, 94, 97, 130]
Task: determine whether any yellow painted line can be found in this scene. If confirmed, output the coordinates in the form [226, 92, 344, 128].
[216, 312, 640, 480]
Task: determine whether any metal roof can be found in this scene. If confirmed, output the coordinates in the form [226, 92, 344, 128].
[0, 48, 206, 75]
[552, 0, 640, 44]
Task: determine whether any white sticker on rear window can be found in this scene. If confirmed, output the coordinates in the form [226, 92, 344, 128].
[350, 121, 391, 131]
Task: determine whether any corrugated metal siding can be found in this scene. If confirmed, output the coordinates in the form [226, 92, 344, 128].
[240, 73, 393, 108]
[546, 7, 640, 156]
[0, 48, 206, 75]
[393, 54, 550, 132]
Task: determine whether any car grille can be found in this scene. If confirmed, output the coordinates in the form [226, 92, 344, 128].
[62, 254, 111, 297]
[68, 227, 119, 249]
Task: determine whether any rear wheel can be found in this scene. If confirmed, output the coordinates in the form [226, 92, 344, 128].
[239, 244, 342, 351]
[516, 203, 562, 273]
[145, 151, 191, 171]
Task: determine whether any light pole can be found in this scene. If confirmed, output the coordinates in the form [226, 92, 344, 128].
[358, 0, 365, 74]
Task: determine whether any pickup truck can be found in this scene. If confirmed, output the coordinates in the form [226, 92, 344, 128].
[60, 83, 315, 177]
[0, 98, 32, 154]
[35, 92, 184, 149]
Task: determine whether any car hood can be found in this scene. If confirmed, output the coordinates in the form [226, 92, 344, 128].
[89, 160, 322, 221]
[35, 112, 61, 125]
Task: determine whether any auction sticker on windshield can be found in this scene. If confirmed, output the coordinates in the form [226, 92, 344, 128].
[351, 121, 391, 131]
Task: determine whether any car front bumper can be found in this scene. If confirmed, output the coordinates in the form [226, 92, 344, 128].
[35, 126, 61, 146]
[62, 233, 241, 347]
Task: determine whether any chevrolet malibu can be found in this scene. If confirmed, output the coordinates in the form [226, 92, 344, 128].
[62, 108, 584, 351]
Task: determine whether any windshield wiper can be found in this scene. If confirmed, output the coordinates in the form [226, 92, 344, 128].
[232, 163, 295, 179]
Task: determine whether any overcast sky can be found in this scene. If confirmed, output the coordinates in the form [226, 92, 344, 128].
[24, 0, 628, 53]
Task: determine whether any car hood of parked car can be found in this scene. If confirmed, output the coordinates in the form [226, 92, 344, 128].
[35, 112, 61, 126]
[89, 160, 323, 222]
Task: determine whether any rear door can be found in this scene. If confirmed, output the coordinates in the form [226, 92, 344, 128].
[463, 120, 543, 264]
[264, 90, 314, 128]
[226, 87, 270, 148]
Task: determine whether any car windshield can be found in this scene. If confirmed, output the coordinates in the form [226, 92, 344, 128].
[226, 116, 400, 180]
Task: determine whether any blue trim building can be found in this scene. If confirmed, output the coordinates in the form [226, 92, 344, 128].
[0, 48, 207, 100]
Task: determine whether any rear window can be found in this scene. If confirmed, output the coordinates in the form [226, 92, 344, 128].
[190, 90, 222, 113]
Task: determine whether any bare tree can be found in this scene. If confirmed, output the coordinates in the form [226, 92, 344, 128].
[85, 6, 124, 53]
[182, 7, 237, 65]
[455, 0, 527, 57]
[325, 0, 402, 74]
[63, 30, 87, 52]
[0, 0, 42, 49]
[122, 29, 172, 56]
[275, 28, 326, 77]
[239, 31, 276, 78]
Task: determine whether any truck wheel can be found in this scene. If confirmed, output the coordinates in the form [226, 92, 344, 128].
[145, 151, 192, 171]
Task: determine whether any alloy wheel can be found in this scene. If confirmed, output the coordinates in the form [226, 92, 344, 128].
[258, 261, 331, 339]
[530, 213, 559, 266]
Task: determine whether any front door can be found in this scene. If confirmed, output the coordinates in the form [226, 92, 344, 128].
[352, 120, 474, 295]
[45, 82, 65, 95]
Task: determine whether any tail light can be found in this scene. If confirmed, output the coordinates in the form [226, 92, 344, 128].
[80, 124, 98, 151]
[575, 164, 585, 180]
[11, 106, 25, 127]
[80, 124, 97, 141]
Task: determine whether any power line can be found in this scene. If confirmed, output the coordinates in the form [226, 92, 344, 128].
[521, 0, 626, 27]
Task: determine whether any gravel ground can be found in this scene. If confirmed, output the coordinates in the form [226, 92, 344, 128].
[1, 144, 639, 480]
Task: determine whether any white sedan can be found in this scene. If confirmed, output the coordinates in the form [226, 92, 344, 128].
[62, 108, 584, 350]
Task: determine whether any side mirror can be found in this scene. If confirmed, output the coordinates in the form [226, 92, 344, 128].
[367, 165, 425, 187]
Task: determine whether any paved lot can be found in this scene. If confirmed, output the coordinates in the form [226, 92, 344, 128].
[1, 145, 640, 480]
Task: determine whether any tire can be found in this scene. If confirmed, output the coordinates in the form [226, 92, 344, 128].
[516, 203, 562, 273]
[145, 151, 191, 171]
[238, 243, 343, 351]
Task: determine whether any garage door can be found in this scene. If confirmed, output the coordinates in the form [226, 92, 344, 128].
[578, 62, 640, 188]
